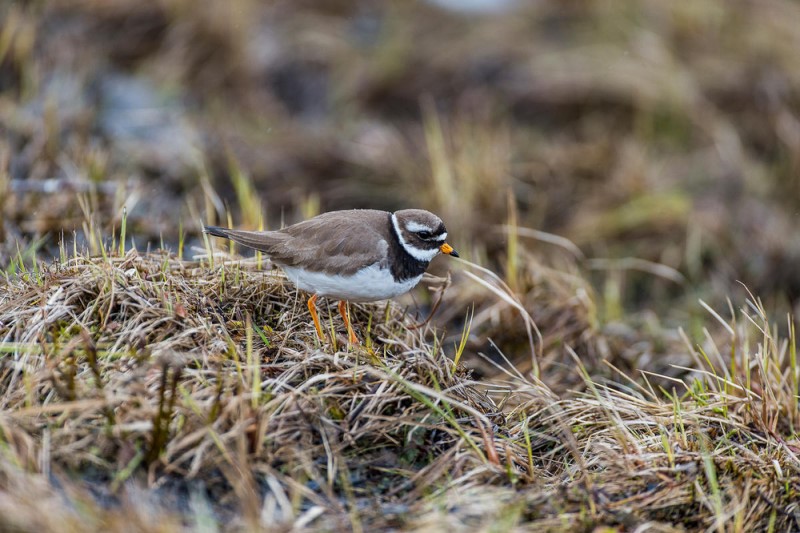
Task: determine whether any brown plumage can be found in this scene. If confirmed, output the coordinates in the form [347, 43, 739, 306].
[205, 210, 392, 275]
[204, 209, 458, 344]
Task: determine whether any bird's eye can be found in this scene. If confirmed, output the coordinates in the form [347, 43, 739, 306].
[417, 231, 433, 240]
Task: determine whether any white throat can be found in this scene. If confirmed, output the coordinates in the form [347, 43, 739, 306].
[391, 213, 440, 262]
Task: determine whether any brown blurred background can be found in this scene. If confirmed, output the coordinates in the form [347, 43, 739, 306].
[2, 0, 800, 385]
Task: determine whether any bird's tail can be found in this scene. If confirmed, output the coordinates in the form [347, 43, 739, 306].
[203, 226, 282, 253]
[203, 226, 231, 239]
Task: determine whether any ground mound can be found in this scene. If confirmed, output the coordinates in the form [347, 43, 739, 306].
[1, 251, 797, 531]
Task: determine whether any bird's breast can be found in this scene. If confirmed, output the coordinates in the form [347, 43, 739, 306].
[280, 264, 423, 302]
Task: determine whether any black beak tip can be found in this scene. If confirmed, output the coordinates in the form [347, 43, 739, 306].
[450, 249, 459, 258]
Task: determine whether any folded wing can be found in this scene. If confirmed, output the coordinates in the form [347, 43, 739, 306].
[204, 210, 389, 276]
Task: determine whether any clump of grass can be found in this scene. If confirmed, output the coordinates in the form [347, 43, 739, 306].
[0, 248, 506, 530]
[403, 299, 800, 531]
[1, 241, 799, 531]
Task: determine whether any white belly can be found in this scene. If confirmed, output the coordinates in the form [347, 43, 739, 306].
[280, 264, 423, 302]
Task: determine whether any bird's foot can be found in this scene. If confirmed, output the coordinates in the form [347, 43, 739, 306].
[338, 300, 360, 345]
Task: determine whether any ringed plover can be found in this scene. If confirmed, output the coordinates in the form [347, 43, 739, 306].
[205, 209, 458, 343]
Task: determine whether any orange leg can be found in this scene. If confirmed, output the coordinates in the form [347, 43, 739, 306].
[338, 301, 360, 344]
[307, 294, 325, 341]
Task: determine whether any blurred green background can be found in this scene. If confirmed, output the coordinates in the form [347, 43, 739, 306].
[2, 0, 800, 375]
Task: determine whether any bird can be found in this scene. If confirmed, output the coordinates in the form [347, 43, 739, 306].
[204, 209, 458, 344]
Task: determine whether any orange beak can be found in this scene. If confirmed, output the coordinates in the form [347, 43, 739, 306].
[439, 243, 459, 257]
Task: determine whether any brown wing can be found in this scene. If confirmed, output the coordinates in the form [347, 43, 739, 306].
[205, 210, 391, 276]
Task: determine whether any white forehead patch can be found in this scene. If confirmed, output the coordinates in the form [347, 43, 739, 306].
[435, 232, 447, 242]
[406, 221, 434, 233]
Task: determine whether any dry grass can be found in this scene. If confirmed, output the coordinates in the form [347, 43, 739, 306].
[1, 246, 799, 531]
[0, 250, 505, 531]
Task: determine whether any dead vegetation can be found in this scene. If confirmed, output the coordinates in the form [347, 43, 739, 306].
[0, 250, 506, 531]
[1, 248, 799, 531]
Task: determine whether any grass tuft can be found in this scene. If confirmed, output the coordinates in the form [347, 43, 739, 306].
[0, 247, 798, 530]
